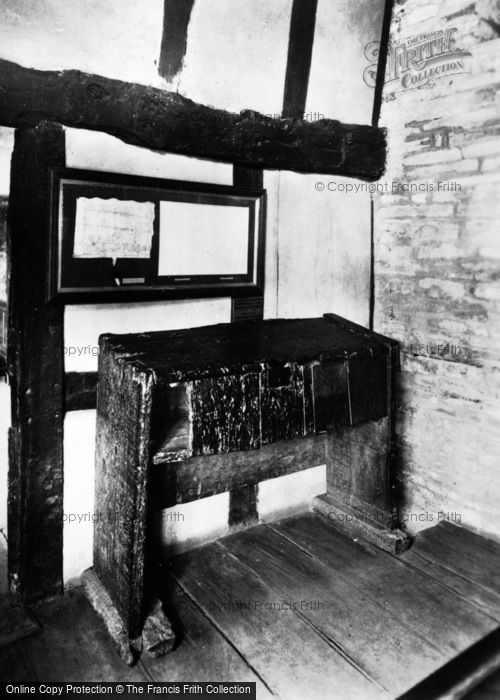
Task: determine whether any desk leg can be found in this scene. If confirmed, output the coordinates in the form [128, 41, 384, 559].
[84, 349, 175, 663]
[82, 570, 174, 664]
[314, 418, 410, 553]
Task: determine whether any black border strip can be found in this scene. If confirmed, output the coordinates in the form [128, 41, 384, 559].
[372, 0, 394, 127]
[398, 627, 500, 700]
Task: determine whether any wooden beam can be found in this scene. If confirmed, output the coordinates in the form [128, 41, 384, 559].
[64, 371, 98, 412]
[159, 0, 196, 81]
[0, 59, 386, 180]
[231, 166, 264, 323]
[228, 484, 259, 530]
[282, 0, 319, 118]
[372, 0, 395, 128]
[8, 122, 66, 604]
[229, 166, 264, 524]
[152, 433, 328, 509]
[233, 165, 264, 190]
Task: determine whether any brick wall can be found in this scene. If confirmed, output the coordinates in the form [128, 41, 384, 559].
[375, 0, 500, 539]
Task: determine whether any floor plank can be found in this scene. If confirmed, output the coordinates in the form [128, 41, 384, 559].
[401, 522, 500, 606]
[143, 575, 273, 697]
[2, 514, 499, 698]
[271, 514, 498, 657]
[168, 541, 390, 700]
[400, 546, 500, 622]
[22, 587, 146, 681]
[220, 523, 442, 697]
[438, 521, 500, 559]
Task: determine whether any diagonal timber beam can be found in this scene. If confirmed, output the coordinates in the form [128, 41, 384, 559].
[0, 59, 386, 180]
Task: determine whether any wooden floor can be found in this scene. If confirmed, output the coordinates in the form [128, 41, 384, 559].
[2, 514, 500, 699]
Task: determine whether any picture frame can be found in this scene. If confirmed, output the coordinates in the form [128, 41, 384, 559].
[47, 167, 266, 303]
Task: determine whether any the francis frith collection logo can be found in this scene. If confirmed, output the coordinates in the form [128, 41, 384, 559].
[364, 26, 471, 91]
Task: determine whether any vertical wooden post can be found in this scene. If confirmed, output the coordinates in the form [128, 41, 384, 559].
[7, 122, 66, 603]
[372, 0, 395, 129]
[230, 166, 264, 525]
[314, 349, 409, 553]
[282, 0, 318, 118]
[230, 0, 319, 516]
[158, 0, 196, 81]
[231, 166, 265, 324]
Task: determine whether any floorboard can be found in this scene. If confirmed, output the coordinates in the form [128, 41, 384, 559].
[142, 576, 272, 697]
[167, 541, 390, 700]
[1, 513, 499, 699]
[400, 546, 500, 622]
[20, 588, 146, 682]
[399, 522, 500, 617]
[219, 523, 442, 696]
[271, 514, 498, 655]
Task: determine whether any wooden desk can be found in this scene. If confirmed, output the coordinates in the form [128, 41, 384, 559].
[82, 313, 407, 663]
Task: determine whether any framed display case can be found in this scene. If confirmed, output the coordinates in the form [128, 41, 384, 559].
[48, 167, 266, 303]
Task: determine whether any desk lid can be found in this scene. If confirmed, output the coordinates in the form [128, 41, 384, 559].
[99, 313, 399, 383]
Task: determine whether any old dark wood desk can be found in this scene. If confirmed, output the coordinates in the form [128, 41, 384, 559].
[82, 313, 407, 663]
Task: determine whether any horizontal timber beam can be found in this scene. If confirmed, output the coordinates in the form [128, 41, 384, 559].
[64, 371, 98, 412]
[152, 433, 328, 509]
[0, 59, 386, 180]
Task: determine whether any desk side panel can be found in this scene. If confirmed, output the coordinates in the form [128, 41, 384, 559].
[93, 347, 154, 638]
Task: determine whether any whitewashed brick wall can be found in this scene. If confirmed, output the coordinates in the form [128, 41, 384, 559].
[375, 0, 500, 539]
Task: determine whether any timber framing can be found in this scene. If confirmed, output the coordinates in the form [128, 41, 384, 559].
[64, 371, 99, 412]
[282, 0, 318, 118]
[0, 58, 386, 180]
[7, 122, 66, 604]
[152, 434, 329, 509]
[158, 0, 196, 81]
[229, 166, 264, 524]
